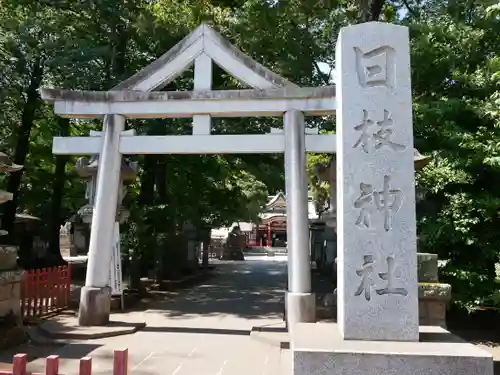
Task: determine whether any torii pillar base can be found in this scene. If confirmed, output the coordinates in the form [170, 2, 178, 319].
[78, 286, 111, 326]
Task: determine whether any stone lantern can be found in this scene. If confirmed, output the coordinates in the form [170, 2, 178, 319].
[183, 221, 199, 270]
[73, 154, 137, 253]
[0, 152, 25, 336]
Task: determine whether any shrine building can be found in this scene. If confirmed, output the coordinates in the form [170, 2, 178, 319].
[246, 192, 319, 248]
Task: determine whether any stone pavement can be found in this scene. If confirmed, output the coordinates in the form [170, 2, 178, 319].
[3, 253, 500, 374]
[22, 256, 291, 375]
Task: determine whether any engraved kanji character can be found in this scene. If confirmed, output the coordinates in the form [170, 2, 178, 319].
[373, 175, 403, 232]
[354, 45, 395, 89]
[373, 110, 406, 152]
[355, 255, 376, 301]
[353, 110, 374, 153]
[353, 110, 406, 153]
[354, 182, 374, 229]
[354, 175, 403, 231]
[376, 256, 408, 296]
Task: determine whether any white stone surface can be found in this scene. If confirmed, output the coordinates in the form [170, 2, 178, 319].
[52, 134, 337, 155]
[113, 23, 297, 91]
[85, 114, 124, 288]
[335, 22, 418, 341]
[193, 53, 212, 135]
[51, 94, 335, 118]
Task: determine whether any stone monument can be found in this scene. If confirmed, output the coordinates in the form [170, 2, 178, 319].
[0, 153, 25, 347]
[292, 22, 493, 375]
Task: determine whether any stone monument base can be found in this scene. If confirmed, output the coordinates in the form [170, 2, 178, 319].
[286, 292, 316, 327]
[292, 322, 493, 375]
[78, 286, 111, 326]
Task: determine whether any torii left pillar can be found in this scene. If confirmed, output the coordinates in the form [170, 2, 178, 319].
[79, 114, 124, 326]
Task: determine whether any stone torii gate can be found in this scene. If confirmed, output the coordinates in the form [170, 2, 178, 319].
[41, 23, 336, 326]
[42, 21, 496, 375]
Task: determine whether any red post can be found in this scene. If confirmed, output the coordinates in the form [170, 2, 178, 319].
[113, 349, 128, 375]
[45, 355, 59, 375]
[12, 354, 27, 375]
[79, 357, 92, 375]
[267, 224, 271, 247]
[3, 350, 131, 375]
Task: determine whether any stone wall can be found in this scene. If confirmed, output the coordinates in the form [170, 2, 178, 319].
[0, 270, 23, 323]
[0, 246, 23, 326]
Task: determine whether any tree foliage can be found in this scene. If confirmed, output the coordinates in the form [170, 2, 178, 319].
[1, 0, 500, 307]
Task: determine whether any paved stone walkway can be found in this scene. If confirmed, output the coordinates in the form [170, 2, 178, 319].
[27, 256, 291, 375]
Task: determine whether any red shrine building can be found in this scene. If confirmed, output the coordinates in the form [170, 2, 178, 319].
[246, 192, 319, 247]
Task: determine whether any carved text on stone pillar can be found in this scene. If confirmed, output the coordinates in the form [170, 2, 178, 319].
[355, 255, 408, 300]
[353, 110, 406, 153]
[355, 255, 376, 301]
[376, 255, 408, 296]
[354, 45, 395, 89]
[354, 175, 403, 231]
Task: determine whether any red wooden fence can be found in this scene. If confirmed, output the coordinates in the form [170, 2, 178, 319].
[0, 349, 128, 375]
[21, 265, 72, 319]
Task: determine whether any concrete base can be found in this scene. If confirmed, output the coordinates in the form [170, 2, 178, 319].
[286, 292, 316, 327]
[291, 322, 493, 375]
[78, 286, 111, 326]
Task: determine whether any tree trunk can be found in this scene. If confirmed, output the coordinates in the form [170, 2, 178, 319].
[2, 59, 44, 249]
[357, 0, 386, 22]
[154, 158, 167, 283]
[202, 236, 211, 268]
[46, 117, 70, 265]
[129, 155, 157, 291]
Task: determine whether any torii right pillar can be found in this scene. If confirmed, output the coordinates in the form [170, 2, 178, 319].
[284, 110, 315, 326]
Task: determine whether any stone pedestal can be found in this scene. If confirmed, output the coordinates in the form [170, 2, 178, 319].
[0, 246, 23, 327]
[0, 269, 24, 325]
[286, 292, 316, 328]
[292, 323, 493, 375]
[78, 286, 111, 326]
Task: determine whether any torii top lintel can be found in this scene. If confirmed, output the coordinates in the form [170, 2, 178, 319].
[112, 23, 298, 92]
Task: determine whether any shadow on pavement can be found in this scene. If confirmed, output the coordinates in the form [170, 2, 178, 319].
[143, 326, 251, 336]
[0, 342, 102, 369]
[147, 260, 287, 320]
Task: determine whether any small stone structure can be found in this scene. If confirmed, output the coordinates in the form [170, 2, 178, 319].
[0, 153, 25, 347]
[418, 253, 451, 328]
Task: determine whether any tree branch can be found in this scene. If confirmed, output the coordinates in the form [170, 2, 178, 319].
[400, 0, 418, 18]
[313, 60, 331, 85]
